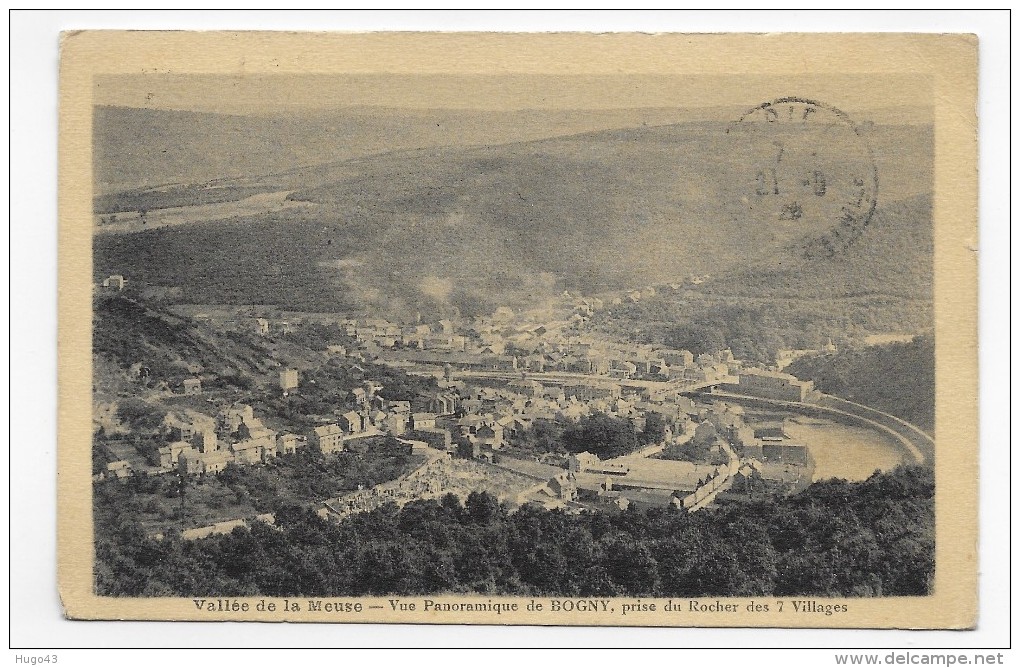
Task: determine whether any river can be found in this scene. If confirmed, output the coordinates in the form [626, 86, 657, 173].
[784, 416, 906, 481]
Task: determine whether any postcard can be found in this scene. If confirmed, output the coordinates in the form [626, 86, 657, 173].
[58, 31, 977, 627]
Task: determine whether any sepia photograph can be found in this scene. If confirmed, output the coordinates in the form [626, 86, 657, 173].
[54, 29, 979, 629]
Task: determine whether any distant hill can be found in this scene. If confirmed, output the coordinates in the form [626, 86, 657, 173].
[93, 104, 930, 197]
[94, 118, 932, 324]
[93, 105, 708, 196]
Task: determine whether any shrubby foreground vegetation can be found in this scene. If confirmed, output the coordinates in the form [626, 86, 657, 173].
[95, 466, 933, 598]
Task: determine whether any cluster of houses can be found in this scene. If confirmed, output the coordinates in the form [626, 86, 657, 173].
[424, 375, 706, 461]
[168, 302, 824, 407]
[157, 405, 300, 476]
[685, 402, 814, 481]
[213, 303, 750, 387]
[520, 465, 671, 514]
[103, 296, 823, 515]
[104, 383, 423, 479]
[373, 316, 747, 384]
[514, 400, 817, 515]
[278, 365, 707, 467]
[306, 381, 447, 455]
[112, 386, 445, 479]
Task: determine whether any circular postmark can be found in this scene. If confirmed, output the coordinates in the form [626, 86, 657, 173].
[726, 97, 878, 257]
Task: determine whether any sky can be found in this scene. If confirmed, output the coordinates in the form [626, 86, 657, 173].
[94, 73, 933, 120]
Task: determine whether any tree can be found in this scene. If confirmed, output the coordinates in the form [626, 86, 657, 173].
[465, 491, 501, 524]
[454, 436, 477, 460]
[513, 418, 568, 454]
[640, 412, 668, 445]
[561, 411, 638, 459]
[599, 532, 660, 595]
[664, 324, 726, 357]
[92, 461, 933, 598]
[786, 337, 935, 433]
[116, 398, 165, 432]
[92, 437, 109, 475]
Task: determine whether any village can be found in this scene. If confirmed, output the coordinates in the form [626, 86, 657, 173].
[94, 276, 828, 537]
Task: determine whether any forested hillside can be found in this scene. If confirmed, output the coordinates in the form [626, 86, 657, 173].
[94, 121, 933, 324]
[92, 295, 284, 396]
[786, 337, 935, 433]
[95, 466, 933, 598]
[588, 191, 933, 363]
